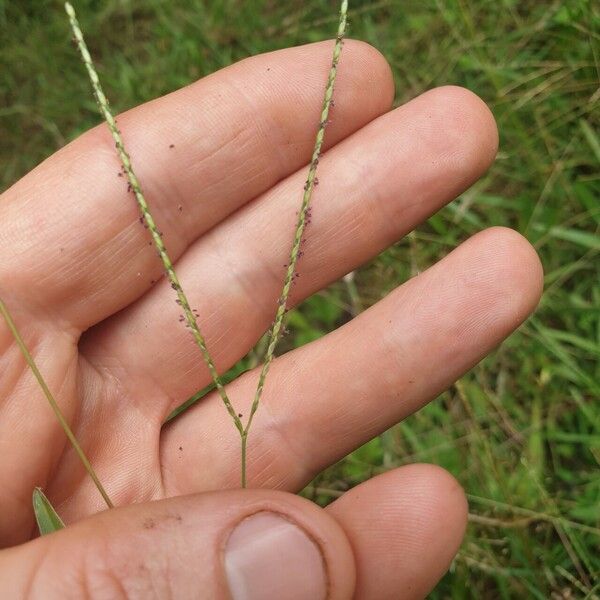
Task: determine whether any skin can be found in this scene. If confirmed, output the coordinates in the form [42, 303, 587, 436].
[0, 40, 543, 598]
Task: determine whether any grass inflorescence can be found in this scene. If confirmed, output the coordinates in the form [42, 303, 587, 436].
[2, 1, 597, 596]
[241, 0, 348, 487]
[65, 0, 348, 488]
[65, 2, 243, 441]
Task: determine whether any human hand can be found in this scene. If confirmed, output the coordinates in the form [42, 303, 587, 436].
[0, 40, 542, 598]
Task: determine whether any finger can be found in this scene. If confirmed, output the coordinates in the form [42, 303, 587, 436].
[2, 489, 355, 600]
[160, 227, 543, 492]
[326, 464, 468, 599]
[84, 86, 499, 414]
[0, 40, 393, 330]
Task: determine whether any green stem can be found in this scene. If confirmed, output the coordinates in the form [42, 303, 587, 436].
[64, 2, 243, 436]
[242, 0, 349, 478]
[0, 299, 113, 509]
[241, 432, 248, 489]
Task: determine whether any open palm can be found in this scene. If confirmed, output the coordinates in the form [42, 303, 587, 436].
[0, 40, 542, 598]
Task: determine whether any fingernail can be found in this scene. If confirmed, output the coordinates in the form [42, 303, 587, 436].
[224, 511, 327, 600]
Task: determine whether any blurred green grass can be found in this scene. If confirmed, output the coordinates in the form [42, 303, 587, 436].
[1, 0, 598, 597]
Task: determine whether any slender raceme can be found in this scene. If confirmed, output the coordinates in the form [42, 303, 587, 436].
[65, 0, 347, 488]
[64, 2, 243, 436]
[0, 299, 114, 508]
[241, 0, 349, 487]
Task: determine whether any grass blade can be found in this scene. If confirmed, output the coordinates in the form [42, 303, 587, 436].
[33, 488, 65, 535]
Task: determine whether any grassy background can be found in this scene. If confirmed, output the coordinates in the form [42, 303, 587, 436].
[1, 0, 599, 597]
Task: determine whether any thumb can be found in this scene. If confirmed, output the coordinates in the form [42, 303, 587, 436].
[2, 489, 355, 599]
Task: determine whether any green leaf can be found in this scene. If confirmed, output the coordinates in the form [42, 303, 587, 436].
[547, 226, 600, 250]
[579, 119, 600, 165]
[33, 488, 65, 535]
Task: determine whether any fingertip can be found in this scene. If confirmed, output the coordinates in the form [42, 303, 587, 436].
[340, 39, 395, 111]
[437, 85, 499, 169]
[470, 227, 544, 323]
[326, 464, 469, 600]
[402, 463, 469, 548]
[413, 85, 499, 184]
[221, 490, 357, 600]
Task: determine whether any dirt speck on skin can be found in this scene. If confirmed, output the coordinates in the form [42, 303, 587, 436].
[142, 514, 183, 530]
